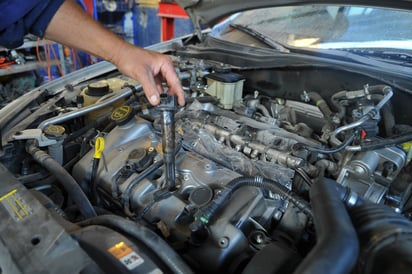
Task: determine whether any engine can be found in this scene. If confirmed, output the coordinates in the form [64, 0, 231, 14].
[1, 57, 412, 273]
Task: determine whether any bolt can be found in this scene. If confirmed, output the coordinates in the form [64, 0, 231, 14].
[273, 211, 283, 221]
[218, 237, 229, 248]
[354, 165, 366, 176]
[254, 234, 264, 244]
[254, 90, 259, 98]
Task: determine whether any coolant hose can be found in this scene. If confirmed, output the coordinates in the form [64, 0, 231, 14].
[293, 178, 359, 274]
[357, 130, 412, 151]
[27, 142, 97, 218]
[349, 203, 412, 274]
[307, 92, 334, 123]
[78, 215, 194, 274]
[195, 176, 313, 226]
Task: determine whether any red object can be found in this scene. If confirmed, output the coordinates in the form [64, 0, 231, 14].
[158, 2, 189, 41]
[361, 129, 367, 139]
[0, 57, 14, 68]
[82, 0, 95, 16]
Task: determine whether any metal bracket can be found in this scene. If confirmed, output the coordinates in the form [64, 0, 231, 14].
[12, 129, 57, 147]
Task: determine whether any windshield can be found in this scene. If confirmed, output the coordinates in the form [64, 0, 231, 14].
[212, 5, 412, 50]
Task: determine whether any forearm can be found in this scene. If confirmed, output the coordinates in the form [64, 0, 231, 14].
[44, 0, 185, 106]
[45, 0, 131, 64]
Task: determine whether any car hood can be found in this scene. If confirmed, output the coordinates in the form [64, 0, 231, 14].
[176, 0, 412, 31]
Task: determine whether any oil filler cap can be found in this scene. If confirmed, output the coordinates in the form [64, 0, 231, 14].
[110, 105, 134, 126]
[43, 125, 66, 139]
[86, 81, 110, 96]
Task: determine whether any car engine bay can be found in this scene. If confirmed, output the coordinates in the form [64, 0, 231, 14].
[1, 51, 412, 274]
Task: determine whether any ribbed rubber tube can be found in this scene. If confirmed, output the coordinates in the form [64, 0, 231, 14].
[78, 215, 193, 274]
[197, 176, 313, 225]
[349, 203, 412, 274]
[293, 178, 359, 274]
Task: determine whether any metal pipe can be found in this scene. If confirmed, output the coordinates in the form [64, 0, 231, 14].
[38, 71, 193, 130]
[39, 84, 142, 130]
[204, 124, 304, 168]
[158, 94, 177, 190]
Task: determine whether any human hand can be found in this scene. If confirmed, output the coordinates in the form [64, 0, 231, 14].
[44, 1, 184, 105]
[112, 44, 185, 106]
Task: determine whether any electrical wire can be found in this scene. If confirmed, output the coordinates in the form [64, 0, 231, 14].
[48, 41, 64, 76]
[295, 167, 313, 187]
[35, 38, 45, 68]
[44, 41, 51, 80]
[71, 48, 77, 72]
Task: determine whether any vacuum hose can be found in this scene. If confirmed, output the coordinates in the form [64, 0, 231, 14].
[194, 176, 313, 226]
[294, 178, 359, 274]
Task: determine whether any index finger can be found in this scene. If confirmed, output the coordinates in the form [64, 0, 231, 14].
[160, 59, 185, 106]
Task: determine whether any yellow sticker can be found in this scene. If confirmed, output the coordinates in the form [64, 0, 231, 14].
[108, 241, 133, 259]
[108, 242, 144, 270]
[0, 189, 32, 221]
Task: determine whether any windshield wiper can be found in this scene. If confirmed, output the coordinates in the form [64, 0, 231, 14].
[230, 23, 290, 53]
[338, 48, 412, 67]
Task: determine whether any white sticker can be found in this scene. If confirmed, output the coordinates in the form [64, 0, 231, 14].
[119, 251, 144, 270]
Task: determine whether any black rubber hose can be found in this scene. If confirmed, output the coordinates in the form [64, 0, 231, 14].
[349, 203, 412, 274]
[196, 176, 313, 225]
[122, 159, 164, 214]
[77, 215, 194, 274]
[367, 85, 392, 95]
[307, 92, 334, 122]
[293, 178, 359, 274]
[331, 91, 347, 119]
[369, 94, 395, 136]
[303, 128, 359, 154]
[90, 158, 100, 205]
[64, 115, 108, 144]
[27, 143, 97, 218]
[359, 131, 412, 151]
[330, 85, 392, 120]
[122, 141, 182, 215]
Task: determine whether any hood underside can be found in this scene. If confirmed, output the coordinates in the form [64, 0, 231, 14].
[176, 0, 412, 30]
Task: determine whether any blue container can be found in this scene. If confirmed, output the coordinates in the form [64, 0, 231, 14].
[133, 5, 161, 47]
[174, 18, 194, 38]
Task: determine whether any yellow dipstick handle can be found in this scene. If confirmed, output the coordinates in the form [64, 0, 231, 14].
[93, 137, 105, 159]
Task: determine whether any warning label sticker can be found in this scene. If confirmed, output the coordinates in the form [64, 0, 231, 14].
[0, 189, 32, 221]
[119, 251, 144, 270]
[108, 241, 144, 270]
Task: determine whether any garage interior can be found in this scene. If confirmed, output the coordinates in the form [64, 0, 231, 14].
[0, 0, 193, 108]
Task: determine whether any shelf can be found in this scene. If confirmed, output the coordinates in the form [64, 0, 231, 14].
[0, 40, 52, 52]
[0, 60, 56, 77]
